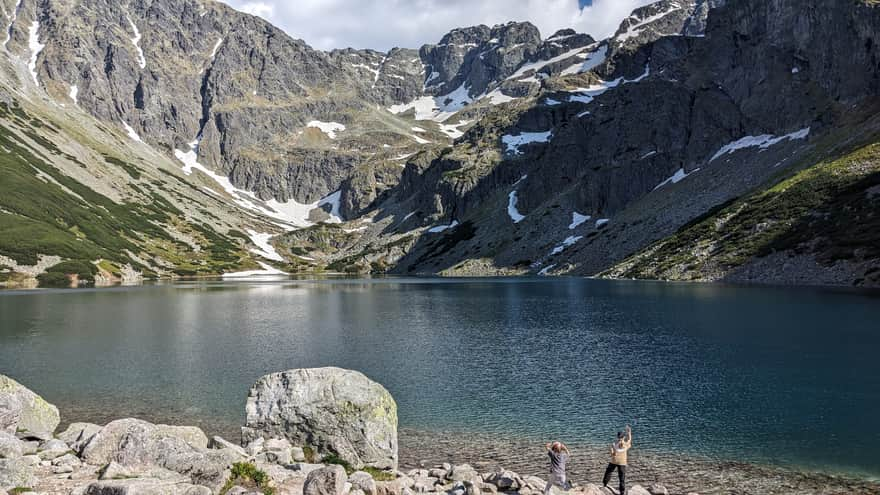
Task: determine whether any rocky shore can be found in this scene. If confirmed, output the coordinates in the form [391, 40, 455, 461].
[2, 369, 878, 495]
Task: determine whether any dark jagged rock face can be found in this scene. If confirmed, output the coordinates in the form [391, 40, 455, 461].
[374, 0, 880, 282]
[421, 22, 596, 99]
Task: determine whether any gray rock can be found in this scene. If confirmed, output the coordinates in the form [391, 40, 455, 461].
[242, 367, 398, 470]
[79, 478, 213, 494]
[58, 423, 103, 455]
[0, 375, 60, 437]
[0, 432, 24, 458]
[579, 484, 605, 495]
[20, 441, 38, 456]
[291, 446, 306, 462]
[480, 482, 497, 494]
[304, 465, 349, 495]
[464, 479, 481, 495]
[449, 465, 478, 482]
[289, 462, 326, 476]
[38, 438, 70, 460]
[264, 437, 293, 464]
[245, 438, 264, 456]
[208, 436, 247, 458]
[490, 471, 519, 491]
[349, 471, 377, 495]
[80, 419, 237, 489]
[428, 468, 447, 480]
[51, 453, 81, 468]
[648, 484, 668, 495]
[628, 486, 651, 495]
[0, 457, 36, 490]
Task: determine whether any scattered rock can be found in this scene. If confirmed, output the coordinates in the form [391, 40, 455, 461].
[292, 446, 306, 462]
[629, 485, 651, 495]
[304, 465, 349, 495]
[80, 418, 238, 489]
[0, 456, 37, 490]
[37, 438, 70, 460]
[0, 375, 60, 438]
[264, 437, 293, 465]
[20, 441, 38, 456]
[428, 468, 447, 480]
[245, 438, 264, 456]
[579, 484, 605, 495]
[208, 436, 247, 458]
[648, 484, 669, 495]
[78, 478, 212, 494]
[0, 431, 24, 458]
[349, 471, 377, 495]
[58, 423, 102, 450]
[242, 367, 398, 470]
[449, 464, 479, 483]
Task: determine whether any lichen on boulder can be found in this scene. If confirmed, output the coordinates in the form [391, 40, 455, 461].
[242, 367, 398, 470]
[0, 374, 60, 437]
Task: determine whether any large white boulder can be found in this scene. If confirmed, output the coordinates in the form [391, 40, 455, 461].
[0, 374, 60, 437]
[241, 367, 398, 470]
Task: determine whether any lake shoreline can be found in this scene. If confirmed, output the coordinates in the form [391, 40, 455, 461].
[32, 415, 880, 495]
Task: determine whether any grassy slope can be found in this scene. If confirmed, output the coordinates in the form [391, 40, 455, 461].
[603, 135, 880, 285]
[0, 102, 252, 283]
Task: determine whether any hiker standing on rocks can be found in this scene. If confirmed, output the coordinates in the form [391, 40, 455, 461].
[543, 441, 571, 494]
[603, 425, 632, 495]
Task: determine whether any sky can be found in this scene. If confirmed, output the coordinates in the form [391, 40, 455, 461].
[221, 0, 655, 52]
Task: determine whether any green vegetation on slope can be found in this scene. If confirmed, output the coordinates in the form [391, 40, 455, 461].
[606, 140, 880, 282]
[0, 102, 252, 283]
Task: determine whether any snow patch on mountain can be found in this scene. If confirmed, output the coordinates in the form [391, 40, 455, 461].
[411, 134, 431, 144]
[507, 45, 590, 81]
[69, 85, 78, 104]
[569, 212, 591, 230]
[121, 120, 142, 142]
[551, 235, 583, 255]
[210, 37, 223, 60]
[568, 65, 650, 106]
[438, 120, 470, 139]
[428, 220, 459, 233]
[388, 82, 473, 122]
[560, 44, 607, 75]
[502, 131, 553, 155]
[246, 230, 284, 262]
[27, 20, 43, 85]
[710, 128, 811, 162]
[176, 139, 342, 229]
[654, 167, 699, 190]
[222, 261, 286, 278]
[507, 175, 528, 223]
[615, 4, 682, 42]
[307, 120, 346, 139]
[126, 16, 146, 69]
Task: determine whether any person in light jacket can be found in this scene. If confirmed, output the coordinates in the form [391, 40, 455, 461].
[603, 425, 632, 495]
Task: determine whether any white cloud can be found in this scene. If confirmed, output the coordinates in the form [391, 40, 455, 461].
[220, 0, 655, 51]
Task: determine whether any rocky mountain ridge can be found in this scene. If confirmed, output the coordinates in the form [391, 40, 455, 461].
[1, 0, 879, 287]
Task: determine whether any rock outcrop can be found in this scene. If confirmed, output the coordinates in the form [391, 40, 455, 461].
[242, 367, 398, 470]
[79, 418, 238, 489]
[0, 374, 60, 438]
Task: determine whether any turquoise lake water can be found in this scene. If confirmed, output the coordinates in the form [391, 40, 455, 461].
[0, 278, 878, 480]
